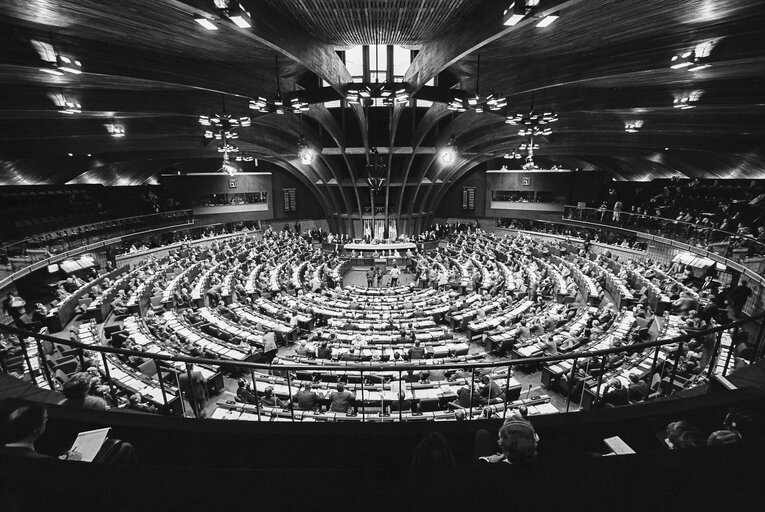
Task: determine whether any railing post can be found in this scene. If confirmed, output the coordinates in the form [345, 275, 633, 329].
[751, 319, 765, 364]
[17, 335, 36, 384]
[185, 362, 200, 418]
[566, 358, 578, 413]
[593, 356, 606, 408]
[173, 367, 187, 417]
[469, 367, 476, 420]
[707, 331, 724, 379]
[667, 341, 685, 396]
[249, 369, 262, 421]
[645, 345, 661, 401]
[285, 368, 295, 422]
[77, 348, 87, 370]
[154, 359, 169, 407]
[397, 370, 402, 422]
[359, 369, 365, 422]
[721, 326, 736, 377]
[100, 352, 117, 398]
[0, 350, 7, 374]
[503, 363, 512, 419]
[33, 336, 55, 390]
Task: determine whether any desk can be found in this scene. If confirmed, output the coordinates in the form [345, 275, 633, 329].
[344, 242, 416, 252]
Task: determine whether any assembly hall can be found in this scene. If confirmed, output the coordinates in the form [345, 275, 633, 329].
[1, 1, 765, 510]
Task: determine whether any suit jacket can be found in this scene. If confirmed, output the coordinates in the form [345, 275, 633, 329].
[628, 381, 648, 401]
[0, 445, 50, 459]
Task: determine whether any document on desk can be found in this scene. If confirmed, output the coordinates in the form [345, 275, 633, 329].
[69, 427, 110, 462]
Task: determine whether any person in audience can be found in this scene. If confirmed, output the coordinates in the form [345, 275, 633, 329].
[627, 373, 648, 401]
[316, 340, 333, 359]
[293, 382, 323, 412]
[262, 331, 278, 363]
[408, 339, 426, 360]
[236, 379, 259, 405]
[328, 382, 355, 413]
[1, 405, 137, 463]
[707, 430, 742, 446]
[665, 420, 704, 449]
[294, 340, 311, 357]
[366, 267, 376, 288]
[178, 365, 208, 418]
[125, 393, 157, 414]
[389, 264, 400, 287]
[341, 347, 361, 361]
[452, 383, 481, 409]
[110, 290, 129, 317]
[411, 432, 456, 468]
[59, 372, 108, 410]
[260, 387, 287, 408]
[479, 375, 502, 405]
[600, 379, 629, 407]
[727, 280, 752, 320]
[473, 412, 539, 464]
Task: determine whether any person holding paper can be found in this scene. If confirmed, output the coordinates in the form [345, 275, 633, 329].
[1, 405, 137, 464]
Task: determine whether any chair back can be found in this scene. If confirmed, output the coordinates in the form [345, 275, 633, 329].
[138, 359, 157, 378]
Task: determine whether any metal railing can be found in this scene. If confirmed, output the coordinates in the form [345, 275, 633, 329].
[0, 210, 194, 273]
[564, 205, 765, 263]
[2, 311, 763, 422]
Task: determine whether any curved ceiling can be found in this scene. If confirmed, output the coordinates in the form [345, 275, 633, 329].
[0, 0, 764, 216]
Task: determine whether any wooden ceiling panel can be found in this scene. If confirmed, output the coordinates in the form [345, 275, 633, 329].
[261, 0, 482, 47]
[0, 0, 763, 193]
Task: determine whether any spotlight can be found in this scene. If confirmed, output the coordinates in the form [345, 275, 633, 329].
[297, 137, 314, 165]
[440, 136, 458, 164]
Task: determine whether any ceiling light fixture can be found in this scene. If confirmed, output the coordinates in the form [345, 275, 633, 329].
[624, 120, 643, 133]
[194, 15, 219, 30]
[226, 2, 252, 28]
[671, 41, 716, 72]
[106, 124, 125, 137]
[503, 1, 559, 28]
[56, 55, 82, 74]
[536, 12, 559, 27]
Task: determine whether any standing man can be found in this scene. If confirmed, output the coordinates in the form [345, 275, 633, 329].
[366, 267, 376, 288]
[389, 264, 400, 287]
[375, 265, 384, 288]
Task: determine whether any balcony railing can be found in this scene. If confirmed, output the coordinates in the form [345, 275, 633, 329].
[0, 210, 194, 273]
[563, 205, 765, 263]
[2, 311, 762, 422]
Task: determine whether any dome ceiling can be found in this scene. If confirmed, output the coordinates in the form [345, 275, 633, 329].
[0, 0, 763, 216]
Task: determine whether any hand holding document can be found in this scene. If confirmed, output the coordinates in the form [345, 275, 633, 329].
[63, 427, 111, 462]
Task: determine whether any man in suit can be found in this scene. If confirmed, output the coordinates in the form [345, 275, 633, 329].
[328, 382, 355, 413]
[293, 382, 323, 412]
[179, 365, 208, 417]
[0, 405, 50, 459]
[601, 379, 630, 407]
[627, 373, 648, 401]
[1, 405, 137, 463]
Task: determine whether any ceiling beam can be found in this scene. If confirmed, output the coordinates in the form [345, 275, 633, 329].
[403, 0, 581, 94]
[181, 0, 353, 95]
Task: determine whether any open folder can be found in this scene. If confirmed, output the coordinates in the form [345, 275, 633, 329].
[67, 427, 111, 462]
